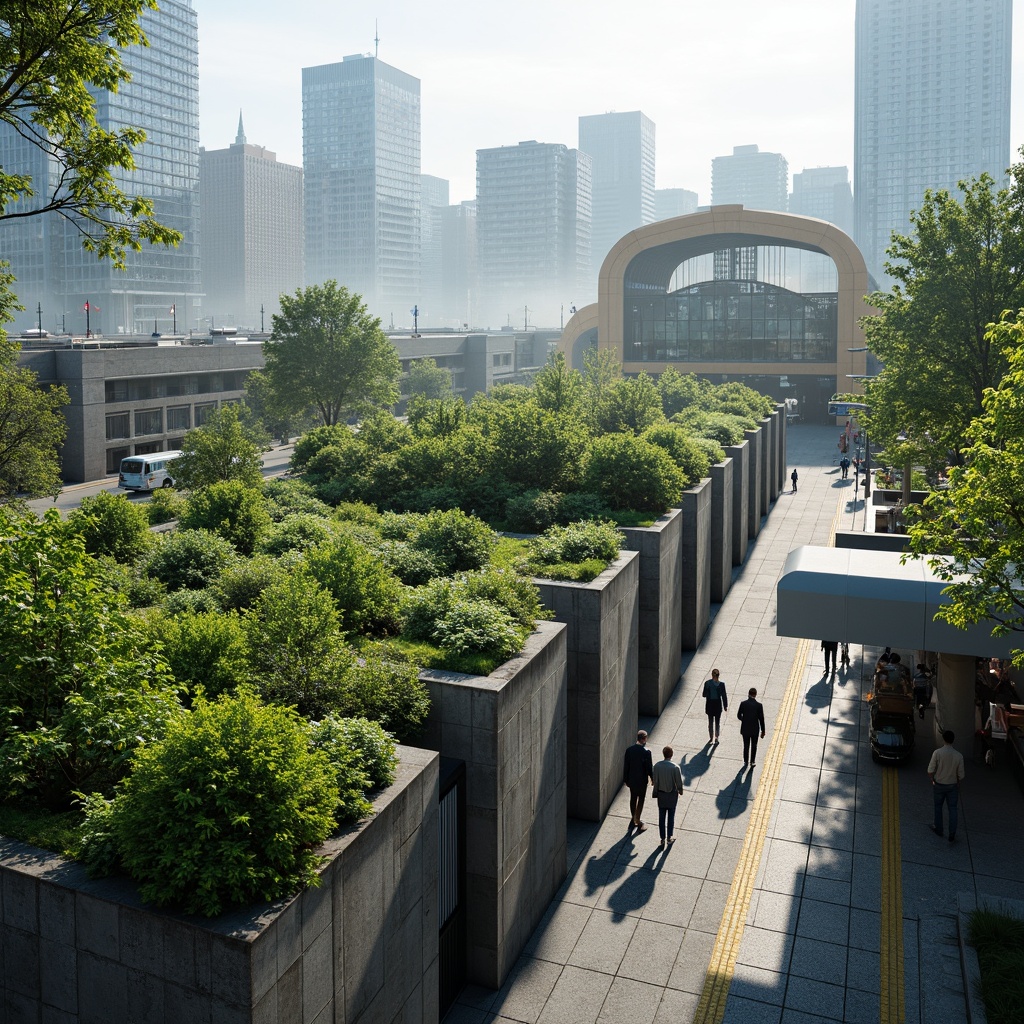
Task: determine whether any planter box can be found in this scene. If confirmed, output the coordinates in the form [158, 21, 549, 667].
[534, 552, 639, 824]
[680, 478, 712, 650]
[0, 746, 440, 1024]
[744, 427, 763, 540]
[418, 620, 568, 990]
[724, 440, 750, 566]
[620, 508, 684, 717]
[709, 459, 734, 604]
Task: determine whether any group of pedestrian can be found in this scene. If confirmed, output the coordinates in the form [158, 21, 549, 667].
[623, 671, 767, 847]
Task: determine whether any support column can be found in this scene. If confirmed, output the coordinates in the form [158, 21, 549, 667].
[935, 653, 978, 758]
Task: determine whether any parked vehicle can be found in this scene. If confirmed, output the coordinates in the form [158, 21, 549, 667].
[868, 684, 916, 763]
[118, 451, 183, 492]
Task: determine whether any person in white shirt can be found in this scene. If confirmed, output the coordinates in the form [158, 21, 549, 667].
[927, 730, 965, 842]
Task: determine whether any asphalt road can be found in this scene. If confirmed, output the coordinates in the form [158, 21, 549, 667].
[26, 442, 295, 516]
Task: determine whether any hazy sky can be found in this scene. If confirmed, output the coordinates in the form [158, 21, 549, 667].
[194, 0, 1024, 205]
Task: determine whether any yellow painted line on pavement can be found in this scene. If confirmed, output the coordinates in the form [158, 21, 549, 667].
[694, 481, 845, 1023]
[880, 767, 905, 1023]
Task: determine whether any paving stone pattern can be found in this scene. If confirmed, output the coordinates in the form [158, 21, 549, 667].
[444, 423, 1024, 1024]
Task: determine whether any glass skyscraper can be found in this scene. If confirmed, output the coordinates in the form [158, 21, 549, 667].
[302, 55, 421, 320]
[711, 145, 789, 212]
[854, 0, 1012, 288]
[1, 0, 200, 337]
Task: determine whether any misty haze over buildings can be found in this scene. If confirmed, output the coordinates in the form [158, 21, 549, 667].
[0, 0, 1014, 333]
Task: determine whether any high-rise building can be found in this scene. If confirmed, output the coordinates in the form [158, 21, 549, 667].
[302, 54, 420, 318]
[420, 174, 449, 327]
[578, 111, 655, 273]
[0, 0, 201, 336]
[854, 0, 1012, 286]
[441, 201, 477, 328]
[711, 145, 788, 212]
[789, 167, 854, 237]
[476, 141, 591, 329]
[654, 188, 700, 221]
[200, 114, 303, 331]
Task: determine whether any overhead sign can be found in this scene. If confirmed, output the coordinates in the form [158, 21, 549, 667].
[828, 400, 870, 417]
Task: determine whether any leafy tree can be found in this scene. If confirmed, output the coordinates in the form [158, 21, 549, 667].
[0, 507, 181, 807]
[407, 356, 453, 400]
[580, 347, 622, 433]
[0, 0, 180, 265]
[601, 373, 664, 435]
[905, 315, 1024, 661]
[145, 528, 236, 591]
[862, 168, 1024, 468]
[265, 281, 399, 426]
[583, 433, 686, 513]
[657, 367, 706, 418]
[243, 369, 312, 445]
[150, 609, 248, 701]
[178, 480, 271, 556]
[642, 423, 712, 486]
[290, 423, 353, 473]
[67, 489, 152, 562]
[533, 352, 585, 417]
[211, 553, 287, 612]
[407, 394, 467, 437]
[173, 404, 268, 490]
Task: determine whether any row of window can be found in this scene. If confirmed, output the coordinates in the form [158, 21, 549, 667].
[105, 371, 246, 403]
[106, 402, 217, 440]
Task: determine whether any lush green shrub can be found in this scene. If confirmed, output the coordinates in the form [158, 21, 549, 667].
[179, 480, 271, 556]
[333, 501, 382, 527]
[309, 715, 397, 791]
[258, 511, 334, 555]
[262, 477, 332, 521]
[413, 508, 495, 573]
[162, 588, 222, 615]
[145, 529, 236, 591]
[457, 568, 547, 630]
[0, 508, 182, 808]
[151, 610, 249, 701]
[690, 435, 727, 470]
[504, 490, 614, 533]
[304, 716, 372, 822]
[642, 423, 712, 485]
[379, 511, 420, 540]
[290, 424, 352, 473]
[89, 690, 339, 916]
[342, 652, 431, 742]
[67, 491, 153, 563]
[146, 486, 185, 525]
[174, 404, 268, 490]
[531, 520, 621, 566]
[94, 555, 166, 608]
[243, 570, 355, 718]
[583, 433, 685, 513]
[304, 441, 363, 485]
[674, 408, 751, 446]
[375, 539, 444, 585]
[305, 533, 403, 636]
[211, 553, 287, 611]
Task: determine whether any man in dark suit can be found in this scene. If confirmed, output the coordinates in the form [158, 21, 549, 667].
[737, 688, 767, 768]
[623, 729, 654, 832]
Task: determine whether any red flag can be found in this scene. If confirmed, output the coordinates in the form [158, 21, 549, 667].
[83, 301, 89, 311]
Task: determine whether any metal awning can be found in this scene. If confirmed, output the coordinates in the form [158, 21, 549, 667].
[776, 545, 1016, 658]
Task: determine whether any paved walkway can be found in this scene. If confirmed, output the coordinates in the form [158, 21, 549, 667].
[446, 424, 1024, 1024]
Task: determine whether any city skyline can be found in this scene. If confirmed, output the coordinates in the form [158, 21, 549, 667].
[194, 0, 1024, 206]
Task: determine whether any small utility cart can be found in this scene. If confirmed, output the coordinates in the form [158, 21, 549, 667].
[868, 680, 916, 764]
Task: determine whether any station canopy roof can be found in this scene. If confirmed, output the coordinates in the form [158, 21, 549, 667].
[776, 545, 1017, 659]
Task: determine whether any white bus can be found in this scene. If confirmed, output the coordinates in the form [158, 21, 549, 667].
[118, 451, 183, 491]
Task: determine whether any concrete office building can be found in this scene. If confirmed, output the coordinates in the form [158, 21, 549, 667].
[711, 145, 789, 212]
[476, 141, 592, 329]
[441, 201, 478, 328]
[199, 115, 303, 332]
[654, 188, 700, 221]
[578, 111, 655, 275]
[854, 0, 1012, 287]
[789, 166, 854, 237]
[0, 0, 201, 337]
[420, 175, 449, 328]
[302, 54, 421, 317]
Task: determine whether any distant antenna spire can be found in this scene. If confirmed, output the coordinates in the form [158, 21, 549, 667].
[374, 20, 380, 58]
[235, 109, 246, 146]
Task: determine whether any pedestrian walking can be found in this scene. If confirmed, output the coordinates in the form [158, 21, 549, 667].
[651, 745, 684, 847]
[622, 729, 654, 832]
[702, 668, 728, 743]
[928, 730, 965, 842]
[790, 468, 799, 492]
[737, 687, 767, 767]
[913, 663, 934, 719]
[821, 640, 839, 675]
[840, 456, 850, 479]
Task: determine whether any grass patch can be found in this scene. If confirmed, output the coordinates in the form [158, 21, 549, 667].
[384, 638, 506, 678]
[491, 535, 531, 570]
[609, 510, 657, 527]
[0, 803, 82, 857]
[527, 558, 609, 583]
[967, 908, 1024, 1024]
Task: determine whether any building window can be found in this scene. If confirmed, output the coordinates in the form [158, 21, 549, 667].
[167, 405, 191, 431]
[105, 412, 130, 440]
[106, 446, 130, 474]
[134, 409, 163, 436]
[134, 441, 163, 456]
[194, 402, 216, 425]
[166, 436, 185, 450]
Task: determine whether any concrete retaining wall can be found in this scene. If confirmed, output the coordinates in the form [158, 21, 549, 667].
[758, 416, 772, 518]
[0, 746, 440, 1024]
[744, 428, 763, 540]
[680, 478, 712, 650]
[535, 552, 639, 823]
[419, 620, 568, 989]
[724, 441, 750, 566]
[620, 509, 683, 717]
[709, 459, 734, 604]
[768, 410, 780, 501]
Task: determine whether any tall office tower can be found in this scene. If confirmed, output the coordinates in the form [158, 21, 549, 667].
[0, 0, 201, 336]
[302, 54, 421, 319]
[855, 0, 1012, 287]
[476, 141, 591, 328]
[654, 188, 699, 221]
[789, 167, 854, 236]
[441, 201, 477, 328]
[420, 174, 449, 327]
[578, 111, 655, 273]
[711, 145, 789, 212]
[200, 115, 304, 331]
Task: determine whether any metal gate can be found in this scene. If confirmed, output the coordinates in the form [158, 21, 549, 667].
[438, 757, 466, 1018]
